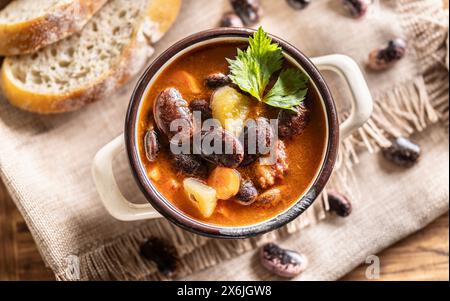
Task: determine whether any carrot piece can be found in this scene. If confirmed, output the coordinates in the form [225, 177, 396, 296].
[208, 167, 241, 200]
[172, 70, 201, 94]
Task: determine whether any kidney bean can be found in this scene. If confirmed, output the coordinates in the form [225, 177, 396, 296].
[368, 38, 407, 71]
[230, 0, 263, 26]
[140, 237, 178, 277]
[328, 191, 352, 217]
[190, 99, 212, 121]
[198, 128, 244, 168]
[205, 73, 231, 89]
[240, 154, 259, 167]
[260, 243, 308, 278]
[153, 88, 193, 139]
[286, 0, 310, 10]
[255, 187, 282, 208]
[173, 153, 209, 177]
[240, 117, 275, 166]
[144, 128, 160, 162]
[220, 12, 244, 28]
[342, 0, 370, 18]
[278, 104, 310, 139]
[382, 137, 420, 167]
[235, 179, 258, 205]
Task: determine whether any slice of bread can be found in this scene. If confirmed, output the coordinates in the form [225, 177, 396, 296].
[0, 0, 107, 56]
[0, 0, 181, 113]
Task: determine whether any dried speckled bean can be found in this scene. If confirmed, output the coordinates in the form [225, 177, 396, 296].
[173, 153, 209, 177]
[278, 104, 310, 139]
[220, 12, 244, 28]
[255, 187, 282, 208]
[240, 117, 275, 166]
[205, 73, 231, 89]
[260, 243, 308, 278]
[140, 237, 178, 277]
[342, 0, 371, 18]
[0, 2, 9, 10]
[144, 128, 160, 162]
[190, 99, 212, 121]
[328, 191, 352, 217]
[382, 137, 420, 167]
[153, 88, 193, 139]
[286, 0, 311, 10]
[230, 0, 263, 26]
[198, 128, 244, 168]
[235, 179, 258, 205]
[368, 38, 407, 71]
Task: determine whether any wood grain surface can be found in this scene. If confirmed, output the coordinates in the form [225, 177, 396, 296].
[0, 0, 448, 282]
[0, 181, 54, 280]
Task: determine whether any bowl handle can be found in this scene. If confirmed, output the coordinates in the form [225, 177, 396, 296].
[92, 134, 162, 221]
[311, 54, 373, 139]
[93, 55, 372, 222]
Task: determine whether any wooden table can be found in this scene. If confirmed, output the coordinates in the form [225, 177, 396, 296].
[0, 0, 448, 282]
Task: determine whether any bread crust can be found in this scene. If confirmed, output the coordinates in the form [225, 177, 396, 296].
[0, 0, 182, 114]
[0, 0, 107, 56]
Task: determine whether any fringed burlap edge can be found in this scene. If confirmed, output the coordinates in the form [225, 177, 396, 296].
[55, 0, 449, 281]
[54, 199, 327, 280]
[323, 0, 449, 207]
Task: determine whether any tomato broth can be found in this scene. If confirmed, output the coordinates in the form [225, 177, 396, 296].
[138, 41, 327, 227]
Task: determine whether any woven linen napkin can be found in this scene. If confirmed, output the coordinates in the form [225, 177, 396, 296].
[0, 0, 448, 280]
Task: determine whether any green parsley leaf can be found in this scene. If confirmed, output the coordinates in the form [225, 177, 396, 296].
[263, 68, 309, 112]
[227, 27, 310, 111]
[227, 27, 283, 101]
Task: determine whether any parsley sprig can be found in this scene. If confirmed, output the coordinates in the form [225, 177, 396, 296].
[227, 27, 309, 112]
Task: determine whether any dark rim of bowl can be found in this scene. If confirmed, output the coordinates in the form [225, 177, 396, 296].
[125, 27, 339, 239]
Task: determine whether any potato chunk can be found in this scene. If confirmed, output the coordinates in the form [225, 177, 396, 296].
[208, 167, 241, 200]
[183, 178, 217, 218]
[211, 86, 250, 136]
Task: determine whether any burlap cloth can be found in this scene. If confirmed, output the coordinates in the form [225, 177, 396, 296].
[0, 0, 448, 280]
